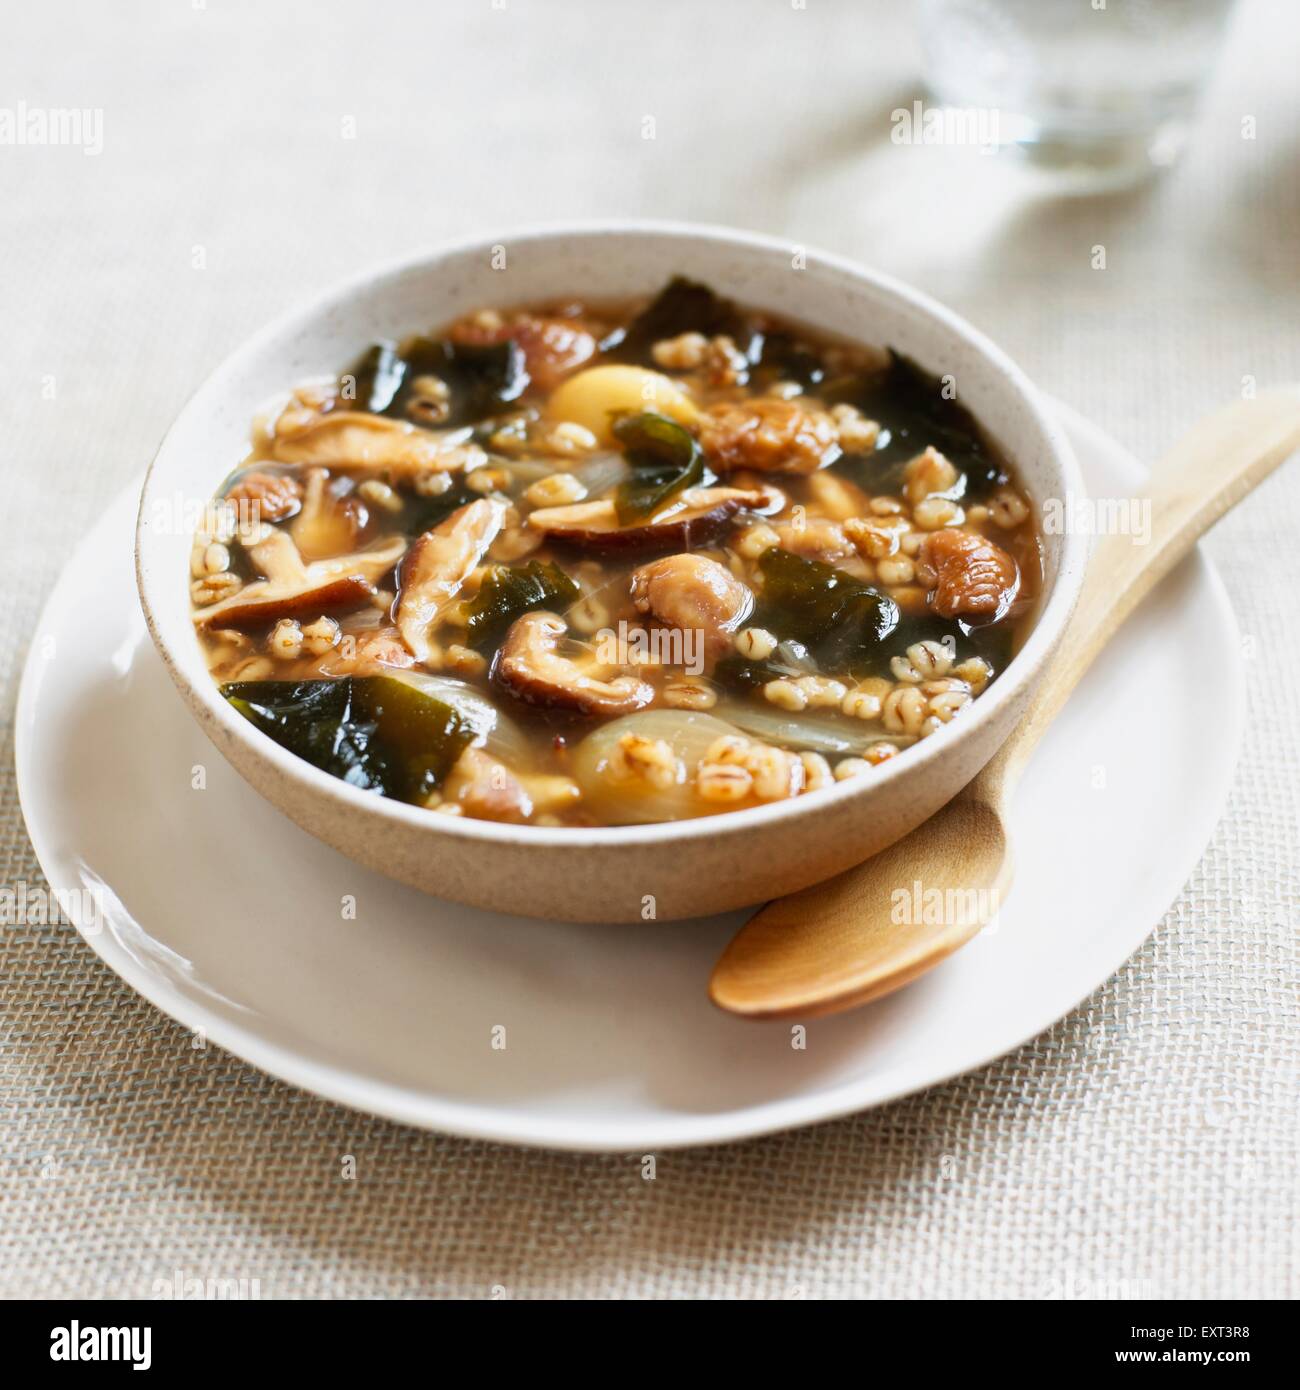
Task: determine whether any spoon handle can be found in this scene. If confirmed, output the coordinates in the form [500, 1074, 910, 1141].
[982, 390, 1300, 798]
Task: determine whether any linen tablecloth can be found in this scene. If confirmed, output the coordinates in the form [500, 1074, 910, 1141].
[1, 0, 1296, 1298]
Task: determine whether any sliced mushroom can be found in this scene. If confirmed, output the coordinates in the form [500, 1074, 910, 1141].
[194, 529, 405, 632]
[630, 553, 754, 662]
[199, 575, 375, 632]
[528, 486, 769, 556]
[269, 406, 472, 476]
[439, 746, 534, 823]
[395, 498, 507, 665]
[291, 467, 365, 560]
[496, 611, 655, 716]
[302, 536, 406, 588]
[245, 527, 308, 587]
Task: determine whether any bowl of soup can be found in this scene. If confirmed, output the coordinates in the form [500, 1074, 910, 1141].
[137, 222, 1086, 921]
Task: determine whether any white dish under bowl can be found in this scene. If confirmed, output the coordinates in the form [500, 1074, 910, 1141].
[16, 406, 1241, 1150]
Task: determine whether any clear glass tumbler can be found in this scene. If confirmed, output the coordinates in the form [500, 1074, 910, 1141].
[918, 0, 1237, 186]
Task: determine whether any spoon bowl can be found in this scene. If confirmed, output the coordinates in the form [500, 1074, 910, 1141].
[711, 793, 1011, 1017]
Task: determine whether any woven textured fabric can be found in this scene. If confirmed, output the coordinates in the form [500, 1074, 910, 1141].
[1, 0, 1296, 1299]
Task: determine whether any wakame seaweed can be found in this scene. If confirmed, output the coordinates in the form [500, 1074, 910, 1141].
[465, 560, 580, 650]
[882, 609, 1014, 678]
[604, 276, 759, 363]
[340, 340, 407, 414]
[340, 335, 529, 428]
[827, 351, 1008, 498]
[612, 411, 705, 522]
[397, 480, 482, 536]
[750, 330, 827, 390]
[754, 548, 900, 676]
[222, 675, 473, 803]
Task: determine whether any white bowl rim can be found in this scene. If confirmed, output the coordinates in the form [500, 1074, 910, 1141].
[136, 218, 1088, 849]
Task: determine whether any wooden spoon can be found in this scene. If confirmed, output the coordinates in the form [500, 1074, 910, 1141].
[710, 391, 1300, 1019]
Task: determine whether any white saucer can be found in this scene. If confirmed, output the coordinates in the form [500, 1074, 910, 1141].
[15, 405, 1242, 1151]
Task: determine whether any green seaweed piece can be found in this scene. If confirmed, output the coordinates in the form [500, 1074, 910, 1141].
[603, 276, 758, 363]
[826, 350, 1007, 498]
[751, 330, 826, 390]
[406, 336, 530, 426]
[883, 610, 1013, 680]
[354, 674, 475, 801]
[339, 341, 407, 414]
[755, 548, 900, 676]
[464, 560, 580, 650]
[221, 675, 472, 803]
[713, 653, 803, 692]
[612, 411, 705, 522]
[341, 335, 530, 428]
[222, 679, 394, 794]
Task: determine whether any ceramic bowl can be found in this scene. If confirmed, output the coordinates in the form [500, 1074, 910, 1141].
[136, 221, 1087, 922]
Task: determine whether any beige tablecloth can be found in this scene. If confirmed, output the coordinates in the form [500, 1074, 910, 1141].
[2, 0, 1296, 1299]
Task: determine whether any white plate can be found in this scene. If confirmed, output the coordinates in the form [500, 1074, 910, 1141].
[15, 405, 1242, 1151]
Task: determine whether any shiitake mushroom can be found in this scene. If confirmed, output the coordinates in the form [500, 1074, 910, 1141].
[527, 487, 769, 557]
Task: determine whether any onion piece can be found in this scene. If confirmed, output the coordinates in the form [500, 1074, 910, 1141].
[568, 450, 632, 498]
[570, 709, 743, 824]
[497, 451, 630, 502]
[494, 458, 556, 489]
[712, 700, 911, 756]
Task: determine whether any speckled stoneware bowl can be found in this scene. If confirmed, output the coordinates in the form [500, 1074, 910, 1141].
[137, 221, 1086, 922]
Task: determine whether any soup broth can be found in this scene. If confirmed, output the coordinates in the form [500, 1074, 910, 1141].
[192, 278, 1041, 826]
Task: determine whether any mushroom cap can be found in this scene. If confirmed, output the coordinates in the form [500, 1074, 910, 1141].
[195, 531, 406, 631]
[527, 486, 769, 557]
[271, 407, 471, 476]
[496, 611, 655, 717]
[198, 575, 376, 633]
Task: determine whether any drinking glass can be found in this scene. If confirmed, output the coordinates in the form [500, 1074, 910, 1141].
[918, 0, 1237, 185]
